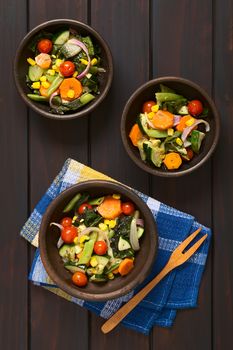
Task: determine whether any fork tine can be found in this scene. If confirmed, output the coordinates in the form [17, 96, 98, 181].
[182, 233, 208, 260]
[172, 227, 202, 255]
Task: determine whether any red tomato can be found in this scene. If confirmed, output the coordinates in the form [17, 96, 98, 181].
[59, 61, 76, 77]
[121, 202, 135, 215]
[37, 39, 53, 53]
[72, 271, 88, 287]
[61, 226, 77, 243]
[188, 100, 203, 116]
[142, 100, 156, 113]
[94, 241, 108, 255]
[60, 217, 72, 227]
[78, 203, 92, 214]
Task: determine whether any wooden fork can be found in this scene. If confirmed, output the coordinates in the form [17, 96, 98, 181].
[101, 227, 207, 334]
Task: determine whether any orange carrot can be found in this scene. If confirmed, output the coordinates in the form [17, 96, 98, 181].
[163, 152, 182, 170]
[59, 78, 83, 101]
[118, 258, 134, 276]
[97, 196, 122, 220]
[129, 124, 144, 146]
[112, 267, 119, 275]
[185, 148, 194, 161]
[39, 83, 51, 97]
[176, 115, 196, 132]
[35, 53, 52, 69]
[152, 110, 174, 130]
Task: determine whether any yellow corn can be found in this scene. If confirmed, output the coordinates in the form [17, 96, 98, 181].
[99, 223, 108, 231]
[73, 237, 79, 245]
[151, 104, 159, 113]
[52, 64, 59, 71]
[109, 220, 116, 229]
[112, 194, 121, 199]
[185, 117, 195, 127]
[107, 273, 114, 280]
[55, 59, 63, 67]
[90, 257, 98, 267]
[40, 76, 47, 82]
[80, 58, 89, 65]
[147, 112, 155, 119]
[104, 219, 110, 225]
[27, 58, 36, 66]
[167, 128, 174, 136]
[47, 69, 55, 76]
[72, 215, 78, 223]
[73, 71, 78, 78]
[80, 235, 89, 244]
[67, 89, 75, 99]
[41, 81, 50, 88]
[91, 58, 98, 66]
[80, 243, 84, 248]
[176, 138, 183, 146]
[31, 82, 40, 89]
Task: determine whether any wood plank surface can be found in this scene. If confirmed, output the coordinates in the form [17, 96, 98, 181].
[0, 0, 28, 349]
[151, 1, 212, 349]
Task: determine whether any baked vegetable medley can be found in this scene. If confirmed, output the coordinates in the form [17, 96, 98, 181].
[51, 192, 144, 287]
[26, 28, 106, 114]
[129, 84, 210, 170]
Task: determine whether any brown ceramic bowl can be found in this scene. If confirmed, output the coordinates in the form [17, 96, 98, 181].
[121, 77, 220, 177]
[14, 19, 113, 120]
[39, 180, 158, 301]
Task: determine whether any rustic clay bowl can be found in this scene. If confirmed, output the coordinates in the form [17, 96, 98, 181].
[39, 180, 158, 301]
[121, 77, 220, 177]
[14, 19, 113, 120]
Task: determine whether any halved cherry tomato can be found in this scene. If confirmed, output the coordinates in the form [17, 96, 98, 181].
[142, 100, 156, 113]
[78, 203, 93, 214]
[59, 61, 76, 77]
[121, 202, 135, 215]
[60, 217, 72, 227]
[188, 100, 203, 116]
[61, 226, 77, 243]
[72, 271, 88, 287]
[94, 241, 108, 255]
[37, 39, 53, 53]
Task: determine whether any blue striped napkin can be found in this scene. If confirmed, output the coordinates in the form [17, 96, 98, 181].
[21, 158, 211, 335]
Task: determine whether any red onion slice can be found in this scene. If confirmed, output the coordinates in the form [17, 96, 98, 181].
[68, 38, 91, 79]
[49, 91, 59, 110]
[181, 119, 210, 143]
[173, 115, 181, 126]
[57, 237, 64, 249]
[130, 218, 140, 251]
[50, 222, 63, 231]
[136, 218, 144, 227]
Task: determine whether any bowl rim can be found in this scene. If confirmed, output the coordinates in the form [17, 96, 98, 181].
[39, 180, 158, 301]
[121, 76, 220, 177]
[14, 18, 113, 120]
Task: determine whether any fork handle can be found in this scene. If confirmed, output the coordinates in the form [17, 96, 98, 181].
[101, 264, 173, 334]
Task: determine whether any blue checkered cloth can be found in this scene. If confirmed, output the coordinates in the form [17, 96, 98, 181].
[21, 158, 211, 335]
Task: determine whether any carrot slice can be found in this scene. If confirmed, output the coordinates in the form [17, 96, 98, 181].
[39, 83, 51, 97]
[97, 196, 122, 220]
[112, 267, 119, 275]
[118, 258, 134, 276]
[176, 115, 196, 131]
[129, 124, 144, 146]
[163, 152, 182, 170]
[59, 78, 83, 101]
[152, 110, 174, 130]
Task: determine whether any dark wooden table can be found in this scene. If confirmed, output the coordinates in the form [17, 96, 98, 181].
[1, 0, 232, 349]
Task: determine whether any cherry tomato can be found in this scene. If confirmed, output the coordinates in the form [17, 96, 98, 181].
[94, 241, 108, 255]
[188, 100, 203, 116]
[59, 61, 76, 77]
[142, 100, 156, 113]
[61, 226, 77, 243]
[121, 202, 135, 215]
[37, 39, 53, 53]
[72, 271, 88, 287]
[78, 203, 93, 214]
[60, 217, 72, 227]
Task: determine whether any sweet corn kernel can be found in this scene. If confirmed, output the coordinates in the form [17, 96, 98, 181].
[99, 223, 108, 231]
[151, 104, 159, 113]
[108, 273, 115, 280]
[104, 219, 110, 225]
[73, 71, 78, 78]
[91, 58, 98, 66]
[67, 89, 75, 99]
[147, 112, 155, 119]
[167, 128, 174, 136]
[80, 58, 89, 65]
[109, 220, 116, 229]
[80, 243, 84, 248]
[31, 82, 40, 89]
[52, 64, 59, 71]
[90, 257, 98, 267]
[41, 81, 50, 88]
[112, 194, 121, 199]
[55, 59, 63, 67]
[176, 138, 183, 146]
[73, 237, 79, 245]
[48, 69, 55, 76]
[185, 117, 195, 127]
[51, 54, 56, 58]
[72, 215, 78, 223]
[40, 76, 47, 82]
[27, 58, 36, 66]
[80, 235, 89, 244]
